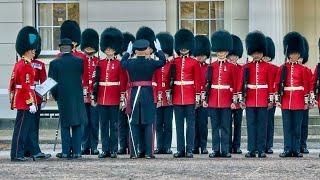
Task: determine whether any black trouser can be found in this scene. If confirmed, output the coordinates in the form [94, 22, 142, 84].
[174, 105, 195, 153]
[209, 108, 231, 154]
[129, 123, 154, 157]
[230, 109, 243, 151]
[156, 106, 173, 150]
[266, 106, 276, 150]
[282, 109, 303, 153]
[118, 109, 129, 150]
[25, 104, 42, 155]
[10, 110, 37, 159]
[99, 105, 119, 153]
[82, 103, 99, 151]
[61, 125, 82, 155]
[245, 107, 267, 153]
[300, 109, 309, 149]
[194, 107, 208, 150]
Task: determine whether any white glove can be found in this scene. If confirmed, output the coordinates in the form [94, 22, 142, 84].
[41, 102, 46, 109]
[29, 104, 37, 114]
[126, 41, 133, 54]
[154, 39, 162, 52]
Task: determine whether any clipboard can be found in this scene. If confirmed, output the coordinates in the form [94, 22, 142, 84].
[35, 77, 58, 97]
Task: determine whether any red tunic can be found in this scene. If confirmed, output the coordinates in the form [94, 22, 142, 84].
[82, 55, 99, 103]
[154, 60, 173, 106]
[31, 59, 47, 105]
[9, 59, 37, 110]
[172, 56, 201, 105]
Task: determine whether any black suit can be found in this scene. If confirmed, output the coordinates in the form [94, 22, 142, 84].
[49, 53, 87, 156]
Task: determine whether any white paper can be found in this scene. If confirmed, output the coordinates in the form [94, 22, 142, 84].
[35, 77, 57, 97]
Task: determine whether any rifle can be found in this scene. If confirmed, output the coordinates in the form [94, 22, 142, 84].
[205, 55, 213, 103]
[242, 57, 249, 103]
[92, 52, 101, 103]
[278, 46, 288, 104]
[169, 63, 176, 102]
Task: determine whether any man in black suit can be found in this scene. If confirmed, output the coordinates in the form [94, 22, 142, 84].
[49, 38, 87, 159]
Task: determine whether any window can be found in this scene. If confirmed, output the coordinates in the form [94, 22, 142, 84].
[36, 0, 80, 54]
[179, 0, 224, 37]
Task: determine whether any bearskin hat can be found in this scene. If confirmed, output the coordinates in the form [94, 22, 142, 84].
[211, 30, 233, 52]
[193, 35, 211, 58]
[60, 20, 81, 45]
[302, 36, 309, 64]
[174, 28, 194, 55]
[15, 26, 40, 57]
[122, 32, 135, 53]
[265, 36, 275, 60]
[283, 31, 304, 57]
[81, 28, 99, 52]
[136, 26, 156, 52]
[229, 34, 243, 58]
[156, 32, 174, 56]
[245, 31, 267, 55]
[100, 27, 124, 55]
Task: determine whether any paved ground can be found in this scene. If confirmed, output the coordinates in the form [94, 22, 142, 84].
[1, 145, 320, 179]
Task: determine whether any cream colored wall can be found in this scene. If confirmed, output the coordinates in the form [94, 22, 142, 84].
[293, 0, 320, 69]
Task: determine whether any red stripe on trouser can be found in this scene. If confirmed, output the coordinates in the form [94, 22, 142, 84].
[16, 111, 25, 158]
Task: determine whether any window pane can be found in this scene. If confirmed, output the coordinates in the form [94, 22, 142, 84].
[211, 1, 224, 19]
[53, 27, 60, 50]
[39, 27, 52, 50]
[196, 2, 209, 19]
[181, 2, 194, 19]
[53, 3, 66, 26]
[181, 20, 194, 33]
[196, 20, 209, 36]
[38, 3, 52, 26]
[211, 20, 224, 33]
[67, 3, 80, 24]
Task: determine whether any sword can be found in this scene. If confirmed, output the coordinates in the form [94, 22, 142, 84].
[127, 86, 141, 158]
[53, 119, 60, 152]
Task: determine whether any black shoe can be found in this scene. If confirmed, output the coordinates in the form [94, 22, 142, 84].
[146, 155, 155, 159]
[301, 148, 309, 154]
[292, 152, 303, 158]
[186, 152, 193, 158]
[24, 151, 32, 158]
[98, 151, 111, 158]
[209, 151, 220, 158]
[192, 149, 200, 154]
[73, 154, 82, 159]
[201, 148, 209, 154]
[130, 155, 137, 159]
[138, 152, 145, 158]
[164, 149, 173, 154]
[154, 149, 163, 154]
[279, 151, 292, 158]
[245, 152, 256, 158]
[173, 151, 185, 158]
[56, 152, 67, 158]
[265, 148, 273, 154]
[81, 149, 90, 155]
[33, 152, 51, 160]
[110, 152, 117, 158]
[11, 157, 29, 162]
[91, 149, 100, 155]
[221, 153, 232, 158]
[232, 148, 242, 154]
[258, 152, 267, 158]
[117, 148, 127, 155]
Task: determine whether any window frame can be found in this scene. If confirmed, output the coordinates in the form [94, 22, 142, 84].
[178, 0, 225, 37]
[35, 0, 80, 55]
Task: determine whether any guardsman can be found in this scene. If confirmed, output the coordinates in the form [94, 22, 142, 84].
[206, 30, 236, 158]
[275, 32, 308, 158]
[121, 37, 165, 159]
[92, 27, 125, 158]
[9, 26, 40, 161]
[172, 29, 201, 158]
[228, 34, 244, 154]
[153, 32, 174, 155]
[263, 36, 278, 154]
[23, 36, 51, 160]
[117, 32, 135, 155]
[80, 28, 100, 156]
[300, 36, 312, 154]
[192, 35, 210, 155]
[239, 31, 273, 158]
[134, 26, 158, 157]
[56, 20, 85, 158]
